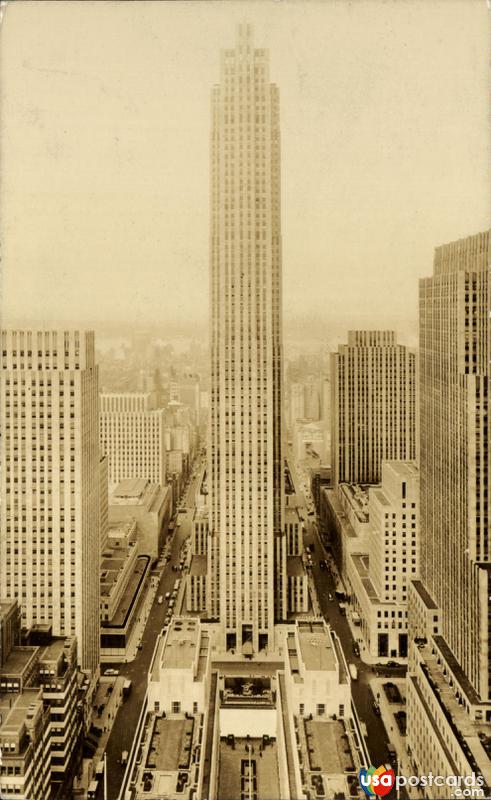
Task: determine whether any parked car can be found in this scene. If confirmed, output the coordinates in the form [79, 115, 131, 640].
[353, 642, 360, 657]
[387, 660, 401, 668]
[372, 702, 381, 716]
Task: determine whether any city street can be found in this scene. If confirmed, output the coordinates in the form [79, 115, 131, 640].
[289, 459, 400, 770]
[96, 459, 205, 800]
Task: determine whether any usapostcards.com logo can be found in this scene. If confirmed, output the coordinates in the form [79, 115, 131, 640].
[359, 765, 396, 797]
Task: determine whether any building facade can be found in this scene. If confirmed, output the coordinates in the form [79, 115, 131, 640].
[331, 330, 417, 485]
[99, 392, 166, 489]
[207, 24, 287, 653]
[0, 329, 101, 674]
[406, 230, 491, 797]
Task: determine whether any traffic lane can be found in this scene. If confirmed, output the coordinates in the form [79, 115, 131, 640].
[99, 462, 203, 798]
[100, 558, 185, 798]
[308, 555, 393, 767]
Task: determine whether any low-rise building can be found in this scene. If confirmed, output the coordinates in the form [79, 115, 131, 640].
[406, 580, 491, 799]
[0, 602, 83, 799]
[109, 478, 172, 558]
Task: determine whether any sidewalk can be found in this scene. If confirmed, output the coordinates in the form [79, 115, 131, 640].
[369, 678, 411, 766]
[92, 676, 126, 762]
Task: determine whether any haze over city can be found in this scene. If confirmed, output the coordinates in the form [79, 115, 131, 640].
[1, 0, 489, 339]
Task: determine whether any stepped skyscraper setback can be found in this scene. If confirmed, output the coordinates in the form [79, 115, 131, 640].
[207, 24, 287, 654]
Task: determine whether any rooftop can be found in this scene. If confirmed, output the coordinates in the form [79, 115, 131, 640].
[287, 556, 304, 578]
[296, 621, 336, 672]
[302, 717, 354, 774]
[218, 737, 280, 800]
[112, 477, 148, 499]
[0, 687, 43, 739]
[189, 555, 207, 577]
[111, 479, 169, 512]
[0, 646, 37, 679]
[102, 555, 149, 627]
[352, 553, 380, 603]
[155, 619, 201, 674]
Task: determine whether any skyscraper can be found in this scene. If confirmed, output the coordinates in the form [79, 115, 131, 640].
[99, 391, 166, 489]
[406, 231, 491, 794]
[0, 330, 100, 674]
[207, 24, 286, 654]
[331, 330, 417, 485]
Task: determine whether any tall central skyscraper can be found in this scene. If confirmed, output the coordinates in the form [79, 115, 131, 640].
[207, 24, 286, 654]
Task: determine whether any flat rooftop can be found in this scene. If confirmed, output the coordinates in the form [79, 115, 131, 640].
[112, 477, 148, 498]
[38, 638, 66, 663]
[146, 717, 194, 772]
[161, 619, 200, 671]
[0, 647, 37, 678]
[352, 553, 380, 603]
[0, 688, 42, 736]
[189, 554, 207, 577]
[102, 556, 149, 627]
[285, 505, 301, 523]
[297, 621, 336, 671]
[302, 717, 355, 774]
[287, 555, 304, 577]
[111, 479, 169, 512]
[218, 737, 280, 800]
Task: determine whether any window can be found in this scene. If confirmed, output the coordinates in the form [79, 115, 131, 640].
[172, 701, 181, 714]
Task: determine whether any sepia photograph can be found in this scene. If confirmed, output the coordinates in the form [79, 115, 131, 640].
[0, 1, 489, 799]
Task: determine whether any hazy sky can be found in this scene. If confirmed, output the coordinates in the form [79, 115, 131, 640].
[1, 0, 489, 333]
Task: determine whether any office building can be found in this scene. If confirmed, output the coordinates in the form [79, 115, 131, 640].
[207, 23, 287, 653]
[406, 230, 491, 797]
[0, 330, 100, 674]
[99, 392, 166, 489]
[345, 461, 419, 659]
[331, 330, 416, 485]
[109, 477, 172, 558]
[0, 601, 82, 798]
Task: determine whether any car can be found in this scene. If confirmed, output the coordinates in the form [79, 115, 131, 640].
[103, 668, 119, 676]
[165, 591, 171, 600]
[375, 662, 386, 667]
[387, 660, 401, 668]
[353, 642, 360, 657]
[328, 593, 333, 601]
[372, 702, 381, 716]
[137, 643, 143, 650]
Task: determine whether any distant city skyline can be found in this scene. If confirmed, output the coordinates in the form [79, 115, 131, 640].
[1, 1, 489, 329]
